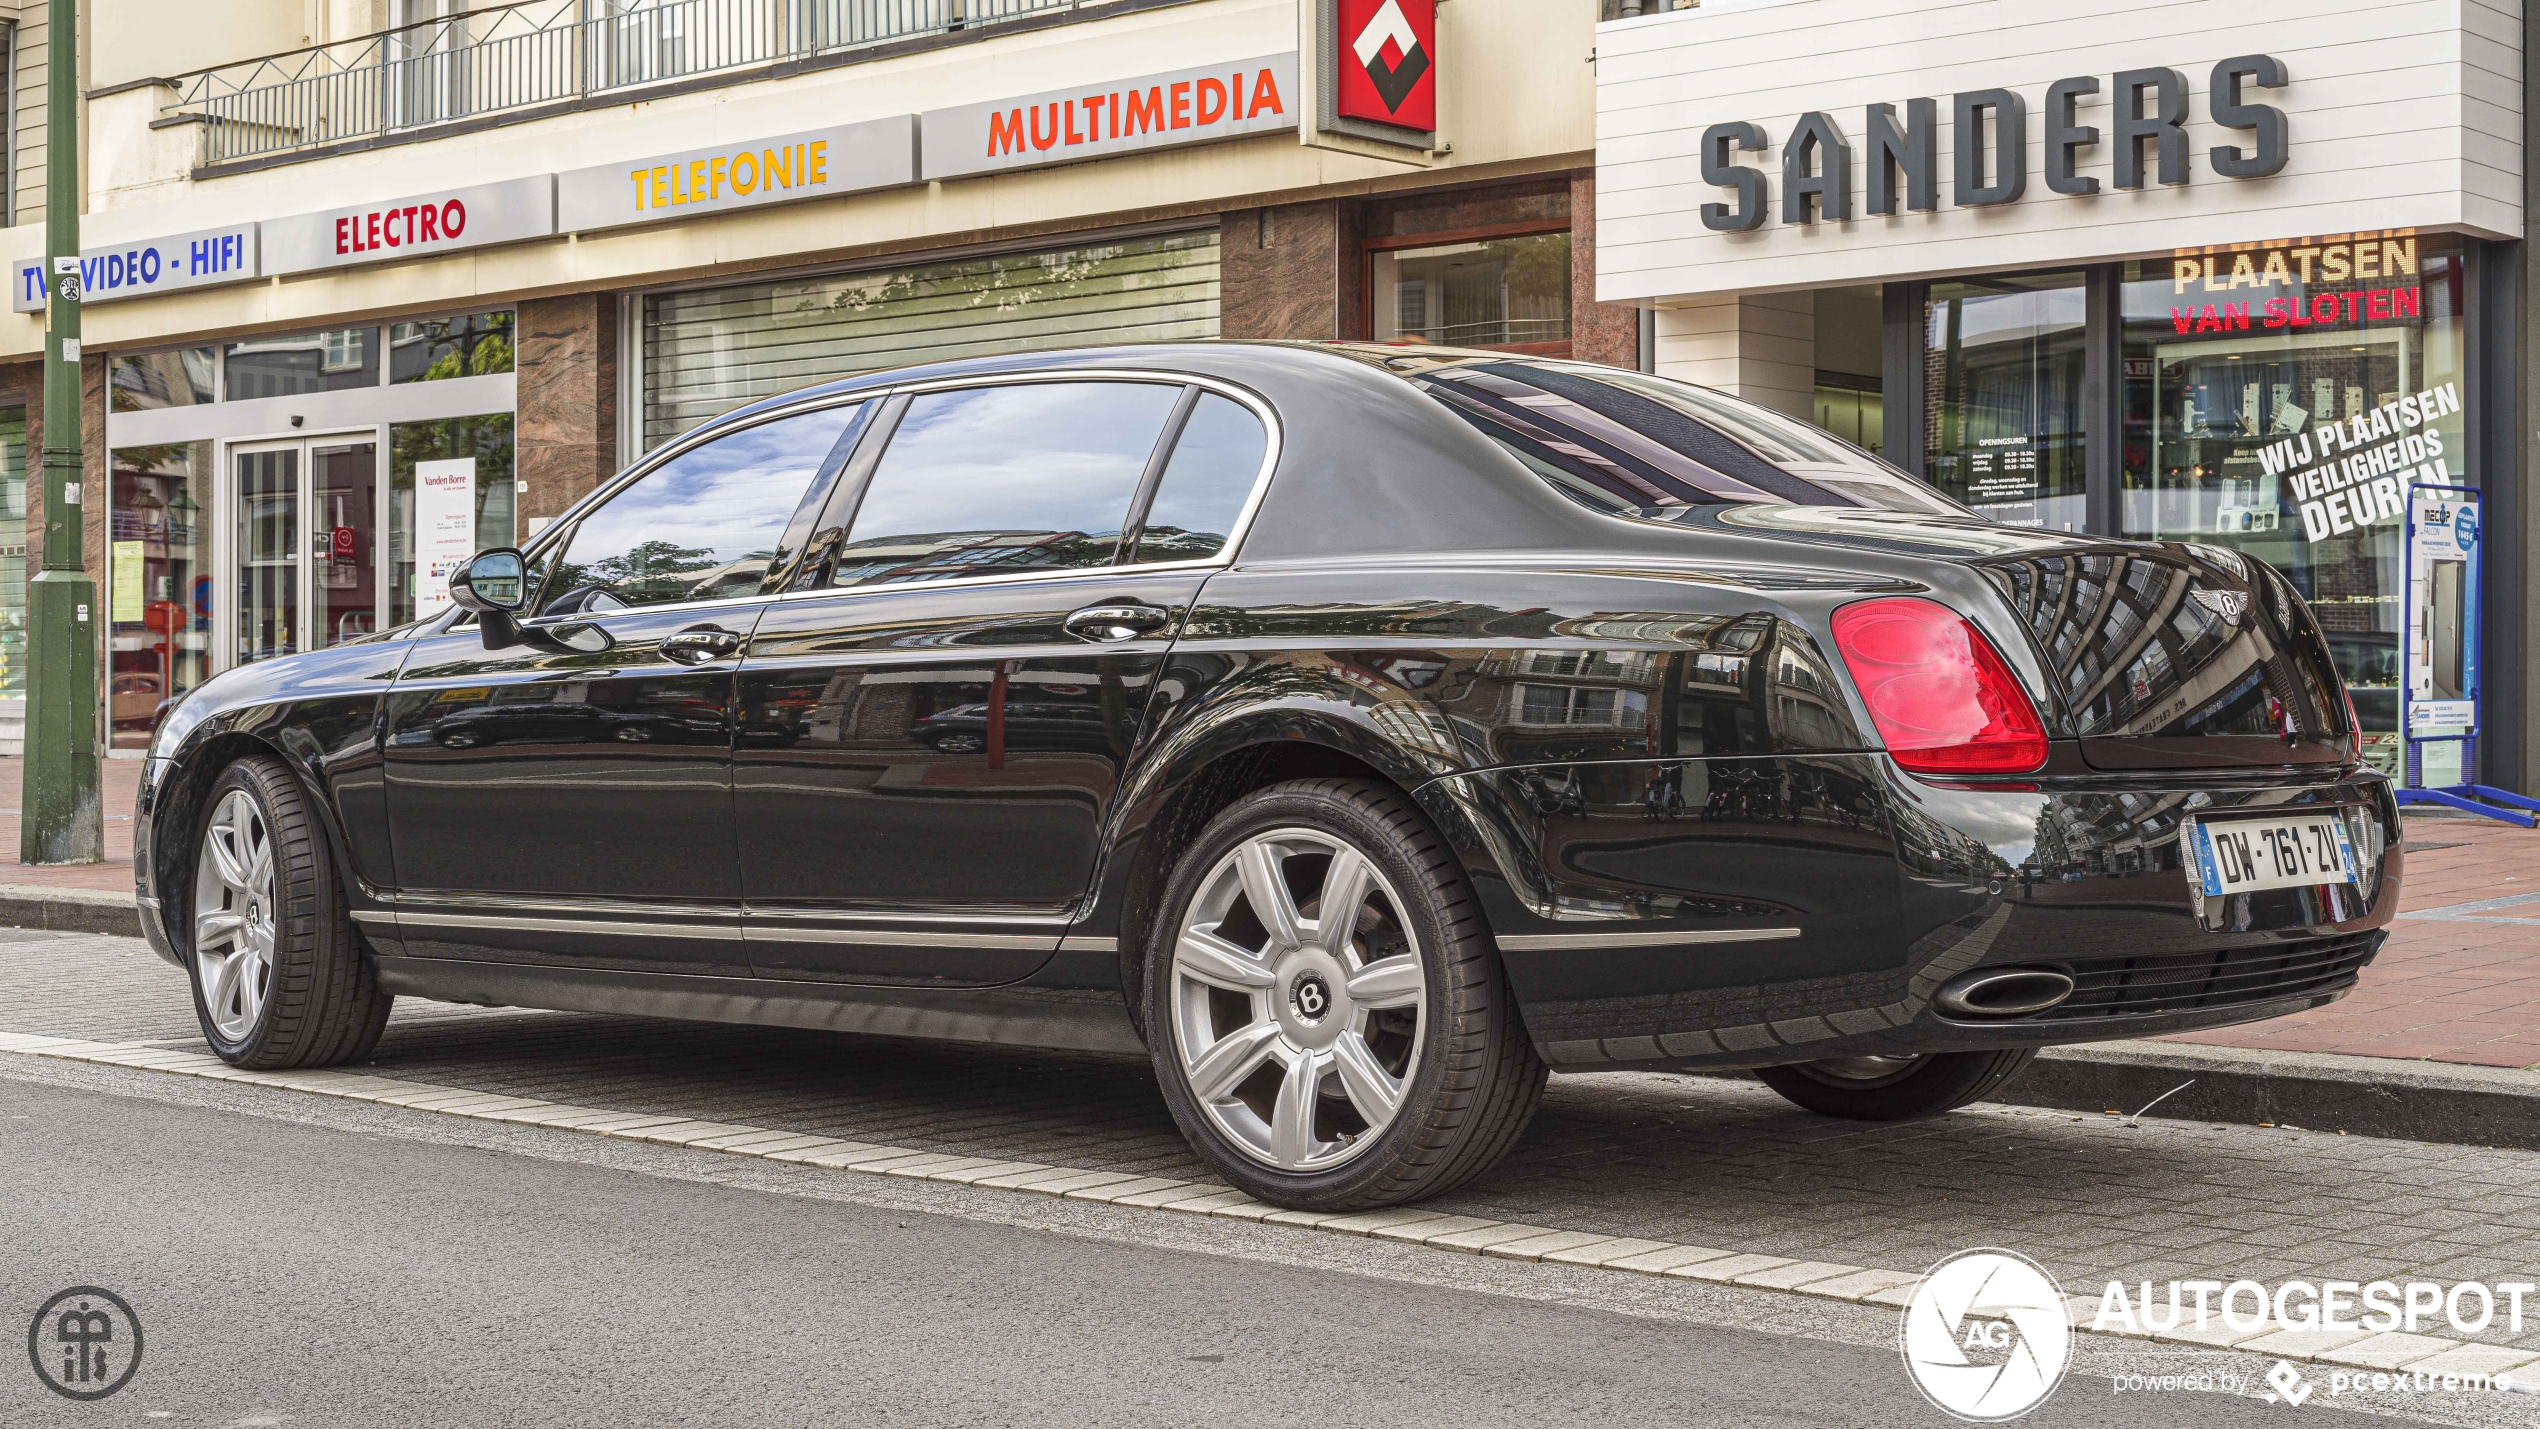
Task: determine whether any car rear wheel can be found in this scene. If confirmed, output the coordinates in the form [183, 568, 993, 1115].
[1145, 778, 1545, 1211]
[1754, 1049, 2036, 1121]
[188, 756, 393, 1069]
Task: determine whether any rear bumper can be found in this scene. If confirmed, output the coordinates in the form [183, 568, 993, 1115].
[1415, 753, 2400, 1070]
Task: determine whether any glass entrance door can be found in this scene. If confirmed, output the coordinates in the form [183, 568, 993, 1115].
[227, 438, 382, 670]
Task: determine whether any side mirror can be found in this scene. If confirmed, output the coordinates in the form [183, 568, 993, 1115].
[448, 548, 529, 615]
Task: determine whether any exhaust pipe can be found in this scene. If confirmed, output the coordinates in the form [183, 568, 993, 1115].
[1935, 967, 2075, 1018]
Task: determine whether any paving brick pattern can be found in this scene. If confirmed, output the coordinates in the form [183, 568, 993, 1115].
[2166, 813, 2540, 1068]
[12, 927, 2539, 1351]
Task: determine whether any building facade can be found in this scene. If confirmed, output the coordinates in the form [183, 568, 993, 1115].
[11, 0, 2538, 800]
[1598, 0, 2538, 794]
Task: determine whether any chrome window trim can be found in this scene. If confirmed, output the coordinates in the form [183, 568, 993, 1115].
[487, 369, 1278, 630]
[1496, 927, 1801, 951]
[813, 369, 1280, 596]
[379, 892, 1072, 928]
[746, 928, 1058, 949]
[393, 910, 746, 941]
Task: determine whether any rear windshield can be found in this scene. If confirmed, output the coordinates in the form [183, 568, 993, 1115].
[1403, 358, 1969, 520]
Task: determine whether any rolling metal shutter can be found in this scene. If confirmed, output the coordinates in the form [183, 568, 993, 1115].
[640, 227, 1222, 448]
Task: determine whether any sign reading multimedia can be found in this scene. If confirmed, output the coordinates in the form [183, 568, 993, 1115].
[10, 224, 257, 313]
[922, 55, 1297, 181]
[262, 177, 557, 276]
[1692, 55, 2289, 231]
[558, 117, 918, 233]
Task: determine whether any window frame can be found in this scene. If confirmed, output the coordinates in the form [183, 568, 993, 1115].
[804, 371, 1280, 595]
[525, 394, 872, 618]
[489, 369, 1280, 633]
[1362, 219, 1576, 358]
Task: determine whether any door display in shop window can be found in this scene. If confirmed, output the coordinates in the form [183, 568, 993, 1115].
[2404, 487, 2478, 740]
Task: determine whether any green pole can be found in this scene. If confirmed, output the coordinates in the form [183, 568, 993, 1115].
[22, 0, 99, 865]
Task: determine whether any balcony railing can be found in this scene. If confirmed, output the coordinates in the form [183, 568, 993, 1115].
[164, 0, 1082, 166]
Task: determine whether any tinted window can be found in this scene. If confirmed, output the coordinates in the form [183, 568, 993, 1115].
[831, 382, 1180, 588]
[545, 403, 861, 611]
[1409, 359, 1968, 519]
[225, 328, 379, 398]
[1133, 393, 1265, 564]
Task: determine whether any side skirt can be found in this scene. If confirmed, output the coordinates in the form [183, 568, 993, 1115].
[370, 955, 1146, 1056]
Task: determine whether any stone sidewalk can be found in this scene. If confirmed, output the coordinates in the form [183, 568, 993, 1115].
[9, 925, 2539, 1360]
[2165, 812, 2540, 1070]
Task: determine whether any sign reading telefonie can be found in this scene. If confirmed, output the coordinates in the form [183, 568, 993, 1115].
[10, 224, 258, 313]
[922, 54, 1298, 181]
[557, 116, 919, 233]
[1696, 55, 2290, 231]
[261, 176, 557, 276]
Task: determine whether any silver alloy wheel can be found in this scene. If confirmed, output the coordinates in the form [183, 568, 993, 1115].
[1790, 1054, 1928, 1088]
[192, 789, 278, 1042]
[1168, 827, 1426, 1173]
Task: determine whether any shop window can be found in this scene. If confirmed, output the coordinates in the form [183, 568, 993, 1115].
[642, 230, 1222, 449]
[225, 327, 380, 398]
[1371, 232, 1572, 354]
[390, 310, 515, 383]
[1923, 272, 2088, 531]
[108, 350, 215, 412]
[1812, 372, 1884, 457]
[386, 415, 518, 627]
[106, 441, 214, 748]
[2120, 232, 2467, 760]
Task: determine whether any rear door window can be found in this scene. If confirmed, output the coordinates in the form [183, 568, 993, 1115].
[543, 403, 863, 612]
[830, 381, 1182, 587]
[1130, 392, 1268, 564]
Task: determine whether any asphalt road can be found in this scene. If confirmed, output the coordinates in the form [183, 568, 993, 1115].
[0, 1074, 2417, 1429]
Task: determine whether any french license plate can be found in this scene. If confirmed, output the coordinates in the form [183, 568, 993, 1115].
[2190, 813, 2357, 896]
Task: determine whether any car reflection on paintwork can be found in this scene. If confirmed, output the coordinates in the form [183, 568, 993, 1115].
[911, 700, 1120, 756]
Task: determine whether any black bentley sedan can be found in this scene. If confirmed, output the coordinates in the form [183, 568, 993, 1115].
[134, 343, 2399, 1209]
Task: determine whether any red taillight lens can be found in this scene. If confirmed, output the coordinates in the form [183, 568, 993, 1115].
[1830, 597, 2048, 775]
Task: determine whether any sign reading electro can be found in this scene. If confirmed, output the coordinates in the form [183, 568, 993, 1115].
[1335, 0, 1435, 132]
[261, 176, 557, 276]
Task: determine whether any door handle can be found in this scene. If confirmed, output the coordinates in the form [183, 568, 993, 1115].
[1063, 602, 1173, 643]
[659, 625, 743, 665]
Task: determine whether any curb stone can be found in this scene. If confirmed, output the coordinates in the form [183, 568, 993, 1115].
[0, 883, 145, 939]
[6, 1029, 2534, 1379]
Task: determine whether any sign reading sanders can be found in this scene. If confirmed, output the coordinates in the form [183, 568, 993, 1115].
[12, 224, 257, 312]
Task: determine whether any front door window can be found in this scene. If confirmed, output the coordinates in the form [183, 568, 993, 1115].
[1922, 272, 2088, 532]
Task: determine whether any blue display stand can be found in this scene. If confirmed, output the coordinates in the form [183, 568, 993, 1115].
[2393, 486, 2527, 824]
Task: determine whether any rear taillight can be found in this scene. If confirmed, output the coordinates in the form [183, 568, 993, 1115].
[1830, 597, 2049, 775]
[2342, 687, 2364, 765]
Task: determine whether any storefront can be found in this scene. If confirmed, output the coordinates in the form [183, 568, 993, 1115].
[103, 315, 517, 747]
[1596, 0, 2525, 787]
[51, 0, 1611, 755]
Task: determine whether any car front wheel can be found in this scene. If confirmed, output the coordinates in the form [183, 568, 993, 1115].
[188, 756, 393, 1069]
[1754, 1049, 2036, 1121]
[1146, 778, 1545, 1211]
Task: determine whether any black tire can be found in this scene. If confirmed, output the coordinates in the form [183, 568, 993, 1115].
[185, 756, 393, 1069]
[1144, 778, 1546, 1211]
[1754, 1049, 2036, 1121]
